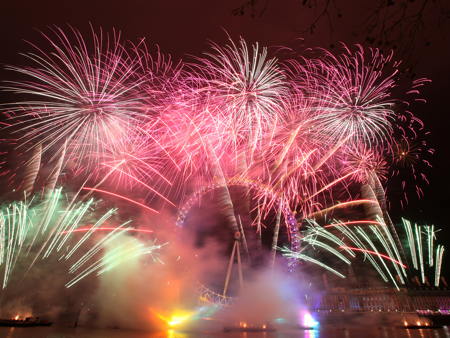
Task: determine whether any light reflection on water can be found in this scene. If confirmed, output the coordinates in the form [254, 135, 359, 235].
[0, 327, 449, 338]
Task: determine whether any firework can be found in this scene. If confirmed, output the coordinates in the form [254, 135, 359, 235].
[388, 132, 434, 208]
[0, 189, 162, 289]
[0, 27, 441, 306]
[132, 39, 185, 111]
[21, 144, 42, 197]
[2, 25, 148, 172]
[401, 218, 444, 286]
[81, 187, 160, 214]
[282, 217, 445, 289]
[192, 37, 288, 156]
[339, 144, 388, 184]
[290, 44, 402, 148]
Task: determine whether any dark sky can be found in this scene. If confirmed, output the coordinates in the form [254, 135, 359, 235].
[0, 0, 449, 231]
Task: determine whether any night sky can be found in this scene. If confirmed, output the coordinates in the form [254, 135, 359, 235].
[0, 0, 449, 236]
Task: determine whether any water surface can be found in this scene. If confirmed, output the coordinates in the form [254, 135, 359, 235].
[1, 326, 449, 338]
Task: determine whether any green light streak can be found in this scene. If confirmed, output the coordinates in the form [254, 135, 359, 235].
[0, 189, 163, 289]
[279, 246, 346, 279]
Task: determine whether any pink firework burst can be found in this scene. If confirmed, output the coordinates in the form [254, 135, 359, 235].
[132, 39, 187, 115]
[2, 25, 148, 171]
[291, 44, 402, 148]
[191, 37, 289, 155]
[339, 145, 388, 184]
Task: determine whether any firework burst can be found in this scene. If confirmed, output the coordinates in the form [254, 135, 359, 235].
[192, 37, 288, 155]
[289, 44, 404, 148]
[2, 25, 148, 172]
[388, 132, 433, 207]
[339, 144, 388, 184]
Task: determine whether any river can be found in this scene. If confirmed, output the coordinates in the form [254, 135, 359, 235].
[0, 326, 449, 338]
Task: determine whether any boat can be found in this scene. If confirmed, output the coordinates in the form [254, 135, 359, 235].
[417, 310, 450, 327]
[223, 323, 275, 332]
[296, 326, 317, 330]
[401, 324, 441, 329]
[0, 317, 52, 327]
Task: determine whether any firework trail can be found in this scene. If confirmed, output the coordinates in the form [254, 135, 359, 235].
[44, 141, 66, 193]
[89, 130, 175, 208]
[81, 187, 160, 214]
[21, 144, 42, 198]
